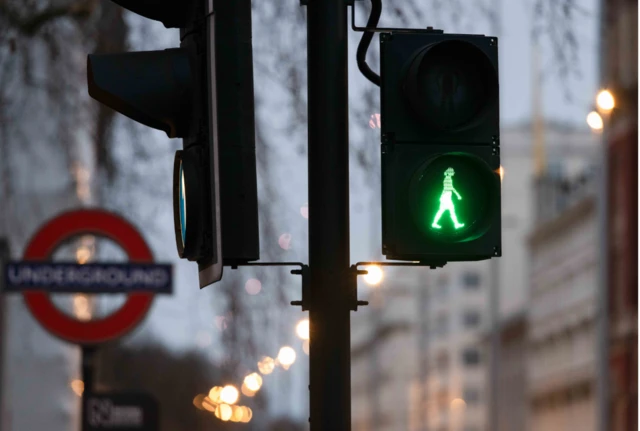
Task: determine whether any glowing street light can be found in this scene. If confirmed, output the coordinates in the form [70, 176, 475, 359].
[243, 373, 263, 392]
[587, 111, 604, 132]
[363, 265, 383, 285]
[450, 397, 467, 412]
[215, 403, 233, 421]
[257, 356, 275, 375]
[220, 385, 239, 405]
[277, 346, 296, 369]
[73, 295, 92, 321]
[596, 89, 615, 113]
[296, 318, 310, 340]
[70, 379, 84, 396]
[208, 386, 223, 403]
[193, 394, 206, 410]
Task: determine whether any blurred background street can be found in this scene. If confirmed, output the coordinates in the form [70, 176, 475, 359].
[0, 0, 636, 430]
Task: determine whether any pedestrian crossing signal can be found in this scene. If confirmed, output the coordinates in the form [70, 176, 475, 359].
[431, 167, 465, 230]
[379, 29, 501, 264]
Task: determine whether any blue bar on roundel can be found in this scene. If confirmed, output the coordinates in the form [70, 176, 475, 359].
[3, 262, 172, 294]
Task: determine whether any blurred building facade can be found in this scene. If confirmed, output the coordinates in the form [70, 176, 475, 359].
[492, 311, 528, 431]
[351, 123, 598, 431]
[528, 172, 599, 431]
[600, 0, 638, 429]
[351, 269, 422, 431]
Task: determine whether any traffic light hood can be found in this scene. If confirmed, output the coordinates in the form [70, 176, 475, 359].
[111, 0, 196, 28]
[87, 48, 194, 138]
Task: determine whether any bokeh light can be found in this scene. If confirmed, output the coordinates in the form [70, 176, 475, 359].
[278, 233, 292, 250]
[241, 382, 257, 397]
[193, 394, 206, 410]
[208, 386, 223, 403]
[202, 397, 216, 412]
[587, 111, 604, 131]
[70, 379, 84, 396]
[215, 403, 233, 421]
[244, 278, 262, 295]
[296, 318, 310, 340]
[220, 385, 239, 405]
[363, 265, 383, 285]
[243, 372, 263, 392]
[73, 295, 92, 321]
[450, 397, 467, 411]
[300, 203, 309, 219]
[257, 356, 276, 375]
[214, 316, 228, 331]
[498, 165, 505, 182]
[231, 405, 245, 422]
[75, 246, 92, 264]
[369, 113, 381, 129]
[277, 346, 296, 369]
[241, 406, 253, 423]
[596, 89, 615, 112]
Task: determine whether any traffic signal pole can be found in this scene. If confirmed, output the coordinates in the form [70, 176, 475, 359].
[306, 0, 352, 429]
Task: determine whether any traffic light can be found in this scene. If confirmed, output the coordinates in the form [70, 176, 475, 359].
[87, 0, 259, 287]
[380, 30, 501, 263]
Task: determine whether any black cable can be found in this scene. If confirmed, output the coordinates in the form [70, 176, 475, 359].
[355, 0, 382, 86]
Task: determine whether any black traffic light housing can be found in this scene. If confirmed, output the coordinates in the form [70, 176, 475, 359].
[380, 30, 501, 264]
[88, 0, 260, 287]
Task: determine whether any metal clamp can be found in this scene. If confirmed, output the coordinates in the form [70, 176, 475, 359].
[290, 265, 310, 311]
[300, 0, 355, 6]
[228, 261, 309, 309]
[349, 2, 443, 34]
[349, 265, 369, 310]
[354, 260, 446, 270]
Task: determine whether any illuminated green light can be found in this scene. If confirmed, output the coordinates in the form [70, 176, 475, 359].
[431, 167, 465, 230]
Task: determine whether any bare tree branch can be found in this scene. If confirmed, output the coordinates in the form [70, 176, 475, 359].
[0, 0, 97, 36]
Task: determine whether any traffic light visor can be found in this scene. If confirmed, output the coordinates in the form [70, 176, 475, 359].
[178, 162, 187, 248]
[173, 150, 205, 259]
[404, 40, 498, 131]
[111, 0, 194, 28]
[88, 48, 193, 138]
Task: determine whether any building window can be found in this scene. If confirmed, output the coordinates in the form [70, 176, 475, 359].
[462, 310, 481, 328]
[463, 387, 481, 405]
[436, 312, 448, 336]
[462, 348, 481, 366]
[434, 273, 449, 298]
[462, 272, 481, 289]
[436, 351, 449, 372]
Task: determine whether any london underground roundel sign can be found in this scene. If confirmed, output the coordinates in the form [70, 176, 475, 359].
[21, 209, 156, 345]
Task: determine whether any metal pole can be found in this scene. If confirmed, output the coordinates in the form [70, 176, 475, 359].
[306, 0, 351, 429]
[596, 125, 609, 431]
[595, 0, 609, 429]
[81, 346, 96, 431]
[0, 239, 9, 431]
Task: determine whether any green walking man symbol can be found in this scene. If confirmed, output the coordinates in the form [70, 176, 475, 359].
[431, 167, 465, 229]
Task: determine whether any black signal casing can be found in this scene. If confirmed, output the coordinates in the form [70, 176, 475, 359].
[380, 30, 501, 264]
